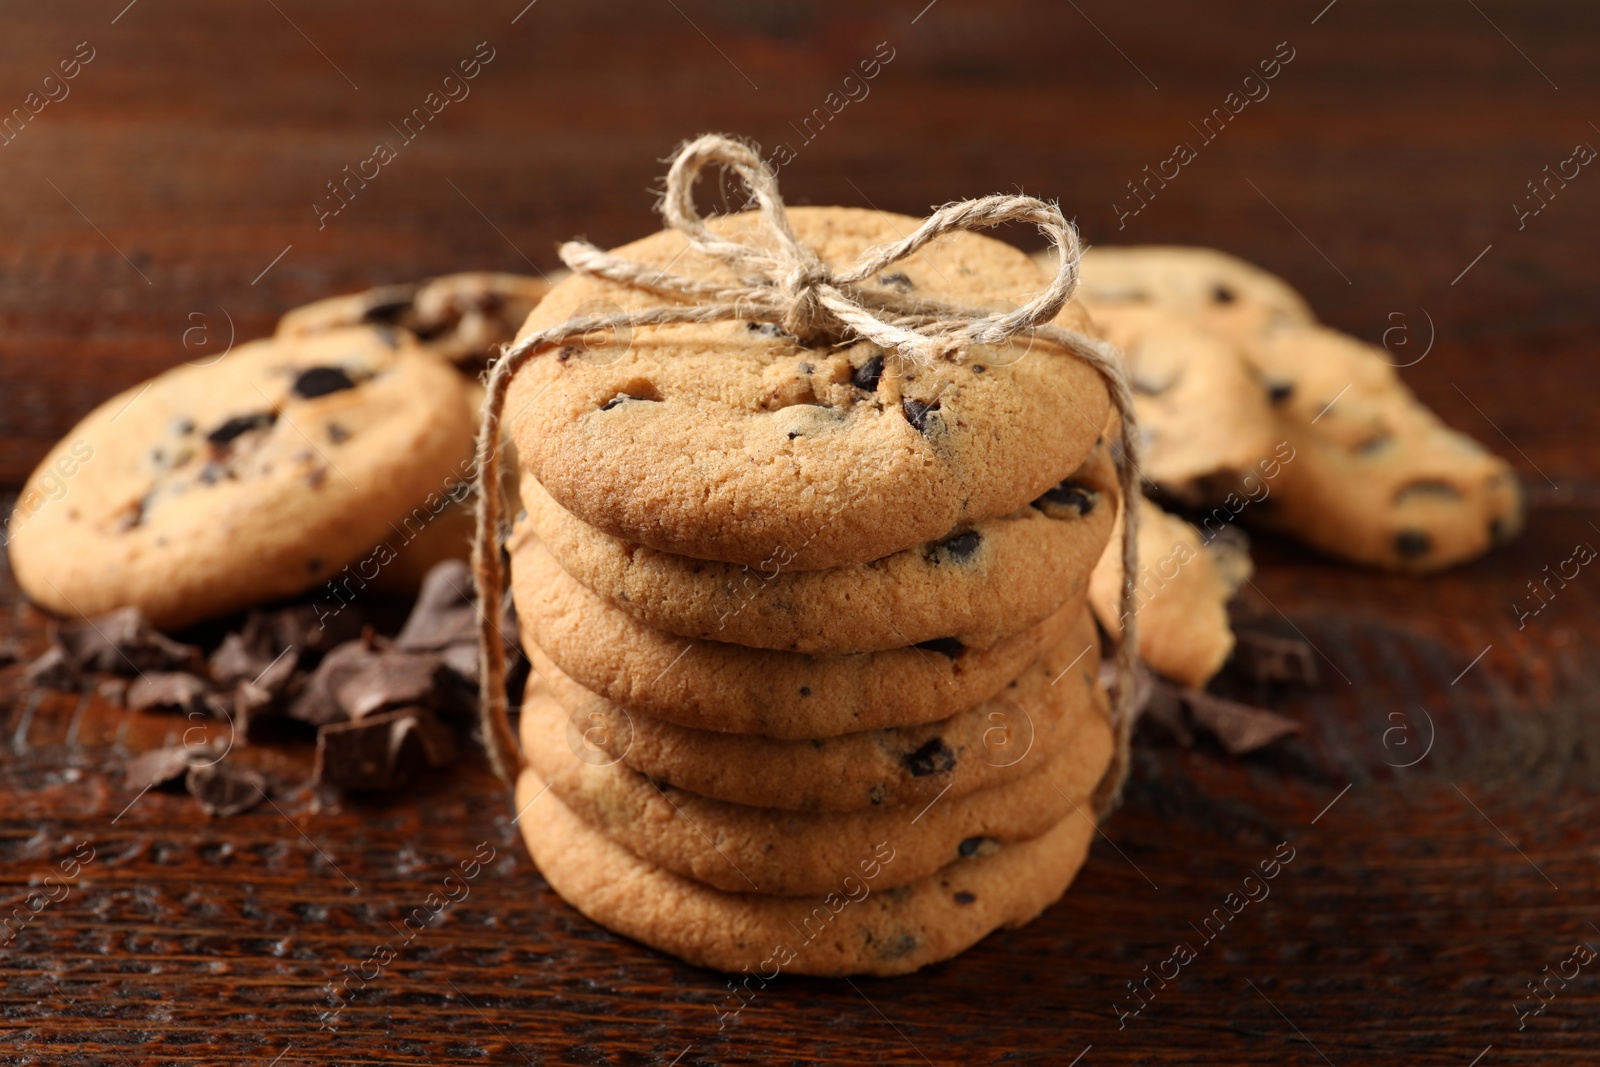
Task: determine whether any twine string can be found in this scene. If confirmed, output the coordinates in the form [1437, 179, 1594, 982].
[473, 133, 1142, 811]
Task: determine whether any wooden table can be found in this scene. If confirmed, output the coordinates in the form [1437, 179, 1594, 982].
[3, 2, 1597, 1063]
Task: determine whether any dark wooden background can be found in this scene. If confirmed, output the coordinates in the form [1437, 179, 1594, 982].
[3, 1, 1598, 1063]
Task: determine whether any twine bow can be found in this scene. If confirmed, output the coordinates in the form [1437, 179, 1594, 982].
[473, 133, 1142, 811]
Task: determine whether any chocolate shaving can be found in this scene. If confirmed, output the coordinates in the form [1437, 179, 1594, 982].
[51, 607, 198, 675]
[186, 761, 267, 816]
[126, 672, 214, 715]
[1229, 631, 1319, 687]
[314, 707, 457, 791]
[1181, 689, 1303, 756]
[333, 650, 451, 720]
[394, 560, 477, 651]
[1122, 660, 1301, 755]
[124, 746, 199, 793]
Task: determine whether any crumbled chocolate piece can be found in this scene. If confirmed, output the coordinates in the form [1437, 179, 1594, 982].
[205, 412, 277, 448]
[326, 422, 351, 444]
[901, 397, 940, 433]
[1032, 481, 1098, 518]
[333, 650, 451, 721]
[879, 271, 914, 291]
[395, 560, 477, 651]
[913, 637, 964, 659]
[1182, 689, 1302, 756]
[926, 530, 981, 564]
[291, 366, 357, 399]
[1266, 381, 1294, 405]
[1395, 530, 1432, 559]
[902, 738, 956, 777]
[52, 607, 198, 675]
[953, 891, 976, 905]
[127, 672, 214, 715]
[314, 708, 457, 791]
[125, 746, 197, 793]
[745, 321, 786, 339]
[287, 641, 377, 726]
[1211, 284, 1237, 304]
[186, 761, 266, 817]
[1229, 631, 1319, 687]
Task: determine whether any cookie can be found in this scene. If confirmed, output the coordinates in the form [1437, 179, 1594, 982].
[9, 327, 477, 630]
[1061, 244, 1316, 347]
[517, 666, 1112, 895]
[506, 206, 1111, 570]
[278, 272, 551, 371]
[1232, 324, 1523, 571]
[515, 765, 1098, 976]
[1089, 304, 1282, 504]
[1089, 495, 1247, 688]
[514, 441, 1117, 654]
[526, 607, 1101, 812]
[511, 532, 1084, 738]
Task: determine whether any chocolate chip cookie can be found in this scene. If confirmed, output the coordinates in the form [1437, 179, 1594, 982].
[507, 206, 1111, 570]
[527, 606, 1101, 812]
[517, 664, 1112, 895]
[1234, 324, 1524, 571]
[515, 440, 1117, 654]
[511, 532, 1084, 737]
[10, 327, 477, 629]
[513, 762, 1100, 976]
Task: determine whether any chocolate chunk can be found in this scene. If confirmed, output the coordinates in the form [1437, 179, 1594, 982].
[205, 412, 276, 447]
[1395, 530, 1432, 559]
[127, 672, 214, 715]
[186, 761, 266, 817]
[1181, 689, 1302, 756]
[953, 891, 976, 905]
[291, 366, 357, 399]
[124, 746, 197, 793]
[745, 321, 787, 339]
[52, 607, 198, 675]
[913, 637, 965, 659]
[1032, 481, 1098, 517]
[927, 530, 981, 564]
[314, 707, 457, 791]
[798, 686, 811, 697]
[957, 835, 997, 859]
[288, 641, 377, 726]
[849, 354, 884, 392]
[327, 422, 351, 444]
[1229, 631, 1319, 687]
[1211, 284, 1237, 304]
[879, 271, 914, 291]
[395, 561, 478, 651]
[901, 397, 940, 433]
[1266, 381, 1294, 405]
[358, 287, 418, 324]
[902, 738, 956, 777]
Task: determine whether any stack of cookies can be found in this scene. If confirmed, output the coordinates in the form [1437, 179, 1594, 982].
[498, 206, 1127, 976]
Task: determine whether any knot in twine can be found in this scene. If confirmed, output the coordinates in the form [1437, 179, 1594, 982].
[473, 133, 1143, 812]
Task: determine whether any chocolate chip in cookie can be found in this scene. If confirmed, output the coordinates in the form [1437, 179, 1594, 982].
[291, 366, 358, 399]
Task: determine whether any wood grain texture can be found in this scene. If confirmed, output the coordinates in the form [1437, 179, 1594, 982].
[2, 1, 1598, 1063]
